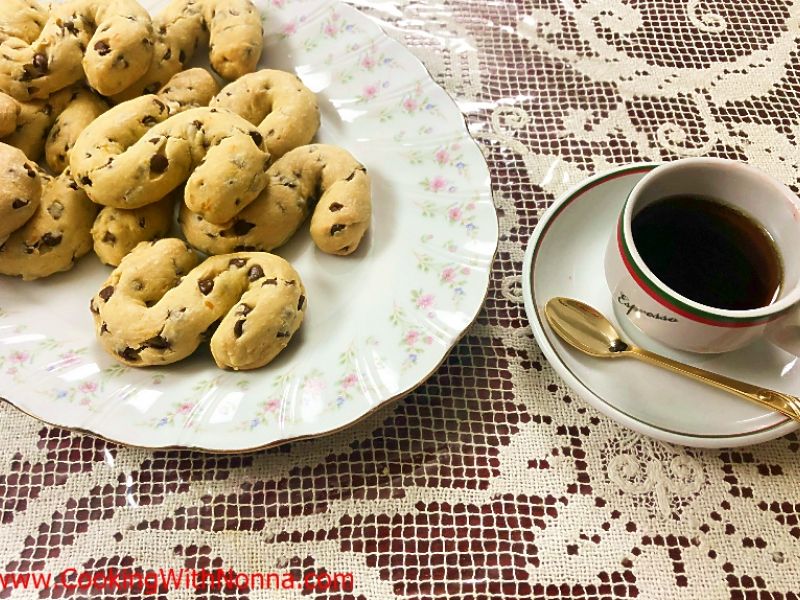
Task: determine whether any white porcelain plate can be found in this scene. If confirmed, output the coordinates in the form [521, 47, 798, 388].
[522, 164, 800, 448]
[0, 0, 497, 451]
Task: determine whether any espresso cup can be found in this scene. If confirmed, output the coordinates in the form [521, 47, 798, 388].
[604, 158, 800, 354]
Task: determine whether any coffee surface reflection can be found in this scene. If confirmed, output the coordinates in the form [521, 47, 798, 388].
[631, 195, 782, 311]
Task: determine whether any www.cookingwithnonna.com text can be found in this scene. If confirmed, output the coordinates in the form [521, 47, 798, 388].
[0, 567, 354, 594]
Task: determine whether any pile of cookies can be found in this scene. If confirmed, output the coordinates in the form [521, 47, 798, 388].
[0, 0, 372, 371]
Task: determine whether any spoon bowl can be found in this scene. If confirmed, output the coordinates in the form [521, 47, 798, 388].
[544, 297, 628, 357]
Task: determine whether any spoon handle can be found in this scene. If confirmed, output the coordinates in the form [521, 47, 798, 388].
[628, 347, 800, 424]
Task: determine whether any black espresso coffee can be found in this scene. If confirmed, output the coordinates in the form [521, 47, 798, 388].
[631, 195, 782, 311]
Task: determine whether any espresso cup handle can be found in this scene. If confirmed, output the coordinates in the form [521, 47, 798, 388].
[766, 306, 800, 356]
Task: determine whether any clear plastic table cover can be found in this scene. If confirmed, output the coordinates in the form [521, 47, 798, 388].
[1, 0, 799, 597]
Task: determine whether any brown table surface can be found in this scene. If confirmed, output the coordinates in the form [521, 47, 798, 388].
[2, 0, 800, 598]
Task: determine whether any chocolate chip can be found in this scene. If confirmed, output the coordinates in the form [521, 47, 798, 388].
[233, 319, 246, 338]
[329, 202, 344, 212]
[143, 335, 170, 350]
[298, 295, 306, 310]
[285, 280, 296, 286]
[25, 164, 36, 177]
[232, 220, 255, 236]
[276, 331, 290, 338]
[233, 245, 257, 251]
[68, 181, 79, 190]
[150, 154, 169, 173]
[94, 41, 111, 56]
[263, 278, 278, 286]
[80, 176, 92, 186]
[100, 322, 109, 334]
[345, 171, 356, 182]
[239, 303, 252, 316]
[90, 299, 99, 314]
[162, 48, 172, 60]
[32, 52, 48, 72]
[229, 258, 248, 268]
[102, 231, 116, 244]
[198, 278, 214, 295]
[64, 21, 78, 35]
[12, 198, 28, 209]
[99, 286, 114, 301]
[249, 131, 263, 146]
[248, 265, 264, 281]
[192, 120, 203, 129]
[330, 224, 346, 235]
[142, 115, 157, 126]
[41, 232, 62, 247]
[119, 347, 140, 361]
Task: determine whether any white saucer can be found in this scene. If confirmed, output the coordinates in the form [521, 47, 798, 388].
[522, 164, 800, 448]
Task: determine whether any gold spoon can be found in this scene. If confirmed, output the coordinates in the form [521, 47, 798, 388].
[544, 297, 800, 423]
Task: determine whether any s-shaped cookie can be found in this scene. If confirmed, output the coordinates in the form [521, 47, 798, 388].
[113, 0, 264, 101]
[0, 0, 155, 100]
[181, 144, 372, 256]
[90, 238, 306, 370]
[90, 68, 220, 266]
[0, 142, 98, 280]
[71, 105, 271, 223]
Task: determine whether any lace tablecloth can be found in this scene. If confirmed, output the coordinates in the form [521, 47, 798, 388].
[2, 0, 800, 598]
